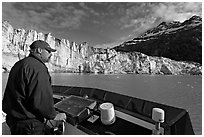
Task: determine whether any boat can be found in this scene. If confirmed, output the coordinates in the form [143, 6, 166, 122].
[2, 85, 195, 135]
[51, 85, 195, 135]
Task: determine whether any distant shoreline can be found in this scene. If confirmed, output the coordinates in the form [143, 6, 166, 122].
[2, 71, 202, 76]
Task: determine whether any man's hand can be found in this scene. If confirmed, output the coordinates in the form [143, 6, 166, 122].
[54, 113, 66, 121]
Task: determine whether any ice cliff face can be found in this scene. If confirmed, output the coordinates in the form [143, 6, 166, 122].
[83, 50, 201, 75]
[2, 20, 202, 75]
[2, 20, 89, 72]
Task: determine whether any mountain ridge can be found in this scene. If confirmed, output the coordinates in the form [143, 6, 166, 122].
[113, 15, 202, 64]
[2, 17, 202, 75]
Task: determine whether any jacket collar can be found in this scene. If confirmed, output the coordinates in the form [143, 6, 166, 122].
[29, 53, 47, 67]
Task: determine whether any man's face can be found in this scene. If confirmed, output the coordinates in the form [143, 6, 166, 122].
[40, 49, 52, 63]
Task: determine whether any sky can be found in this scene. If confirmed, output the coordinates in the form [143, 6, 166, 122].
[2, 1, 202, 48]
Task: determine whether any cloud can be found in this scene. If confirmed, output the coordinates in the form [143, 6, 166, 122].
[79, 2, 99, 16]
[118, 2, 202, 38]
[2, 2, 87, 32]
[153, 2, 202, 22]
[120, 2, 202, 27]
[120, 3, 157, 29]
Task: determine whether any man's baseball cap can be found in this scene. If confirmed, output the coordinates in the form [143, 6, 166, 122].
[30, 40, 56, 52]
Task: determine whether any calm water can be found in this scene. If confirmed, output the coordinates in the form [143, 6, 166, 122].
[2, 73, 202, 134]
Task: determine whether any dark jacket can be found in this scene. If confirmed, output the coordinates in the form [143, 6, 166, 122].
[2, 54, 57, 122]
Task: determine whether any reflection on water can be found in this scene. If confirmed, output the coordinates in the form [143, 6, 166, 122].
[2, 73, 202, 134]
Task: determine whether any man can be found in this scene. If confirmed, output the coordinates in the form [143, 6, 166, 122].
[2, 40, 66, 135]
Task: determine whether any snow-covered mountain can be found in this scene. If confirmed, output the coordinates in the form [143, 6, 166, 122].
[113, 15, 202, 64]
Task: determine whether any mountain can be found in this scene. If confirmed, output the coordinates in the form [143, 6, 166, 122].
[113, 15, 202, 64]
[2, 20, 202, 75]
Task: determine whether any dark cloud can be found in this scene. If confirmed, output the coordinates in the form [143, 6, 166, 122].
[2, 2, 87, 33]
